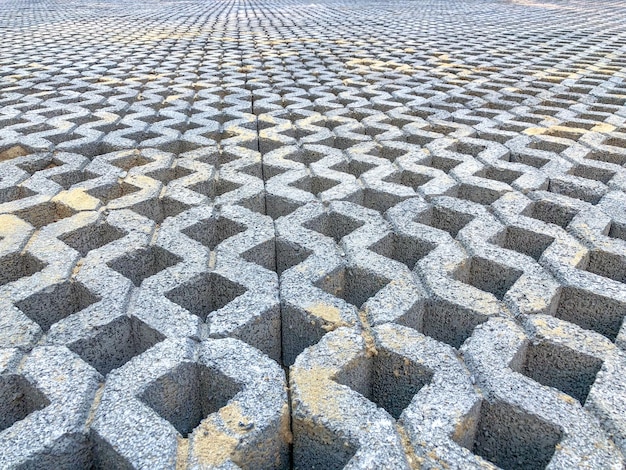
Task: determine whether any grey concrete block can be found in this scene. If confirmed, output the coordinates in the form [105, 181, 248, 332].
[0, 346, 100, 468]
[461, 317, 624, 469]
[91, 338, 289, 469]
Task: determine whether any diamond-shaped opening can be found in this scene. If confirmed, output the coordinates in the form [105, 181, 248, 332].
[109, 152, 153, 172]
[0, 145, 29, 162]
[586, 150, 626, 166]
[548, 178, 603, 205]
[60, 222, 127, 257]
[604, 136, 626, 148]
[406, 131, 439, 148]
[107, 245, 181, 287]
[585, 249, 626, 283]
[555, 287, 625, 342]
[0, 375, 50, 432]
[13, 200, 77, 229]
[418, 206, 475, 238]
[276, 239, 313, 275]
[457, 183, 503, 205]
[240, 240, 276, 271]
[145, 166, 194, 185]
[360, 188, 407, 213]
[455, 401, 562, 470]
[303, 211, 364, 244]
[165, 272, 247, 321]
[519, 341, 602, 405]
[187, 178, 214, 197]
[395, 169, 434, 189]
[68, 315, 164, 376]
[130, 196, 192, 224]
[330, 159, 376, 178]
[430, 155, 461, 172]
[364, 125, 387, 137]
[528, 140, 570, 154]
[316, 266, 391, 309]
[286, 147, 328, 166]
[0, 185, 37, 204]
[484, 166, 524, 184]
[527, 200, 578, 229]
[122, 130, 162, 144]
[140, 362, 241, 437]
[508, 143, 551, 166]
[378, 144, 407, 162]
[369, 232, 435, 270]
[459, 257, 523, 300]
[15, 281, 100, 332]
[421, 301, 486, 349]
[215, 148, 241, 166]
[569, 164, 615, 184]
[182, 216, 246, 250]
[215, 178, 243, 196]
[289, 175, 340, 196]
[456, 141, 487, 157]
[294, 426, 357, 470]
[86, 181, 141, 204]
[608, 221, 626, 242]
[50, 169, 99, 189]
[333, 349, 433, 419]
[0, 252, 47, 286]
[501, 226, 555, 261]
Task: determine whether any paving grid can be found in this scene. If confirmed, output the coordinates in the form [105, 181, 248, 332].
[1, 0, 626, 468]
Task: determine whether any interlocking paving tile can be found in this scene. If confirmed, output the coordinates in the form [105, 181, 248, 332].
[1, 0, 626, 467]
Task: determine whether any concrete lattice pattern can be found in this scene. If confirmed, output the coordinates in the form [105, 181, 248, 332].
[1, 0, 626, 468]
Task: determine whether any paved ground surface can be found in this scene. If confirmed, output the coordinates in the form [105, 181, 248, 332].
[1, 0, 626, 468]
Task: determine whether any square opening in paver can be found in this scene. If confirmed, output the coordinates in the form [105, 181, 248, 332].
[462, 257, 523, 300]
[165, 272, 247, 321]
[608, 221, 626, 241]
[0, 185, 37, 204]
[368, 231, 435, 270]
[86, 181, 141, 205]
[68, 315, 165, 376]
[555, 287, 625, 342]
[421, 206, 475, 238]
[460, 400, 563, 470]
[0, 375, 50, 432]
[360, 188, 408, 213]
[421, 301, 485, 350]
[0, 252, 47, 286]
[585, 249, 626, 283]
[108, 245, 182, 287]
[520, 341, 603, 404]
[140, 363, 241, 437]
[303, 211, 365, 244]
[527, 200, 578, 229]
[333, 349, 433, 419]
[16, 281, 100, 331]
[60, 222, 126, 257]
[316, 266, 391, 310]
[289, 174, 340, 196]
[13, 200, 77, 229]
[182, 216, 246, 250]
[50, 169, 99, 189]
[145, 166, 193, 185]
[130, 195, 192, 224]
[500, 226, 555, 261]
